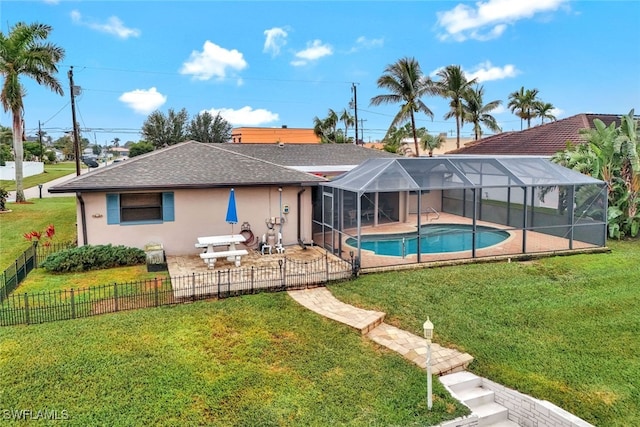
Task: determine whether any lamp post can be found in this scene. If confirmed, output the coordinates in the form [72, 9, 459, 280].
[38, 184, 43, 199]
[423, 316, 434, 410]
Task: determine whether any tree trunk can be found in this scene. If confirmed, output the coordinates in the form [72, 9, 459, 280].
[456, 115, 461, 149]
[13, 111, 25, 202]
[411, 113, 419, 157]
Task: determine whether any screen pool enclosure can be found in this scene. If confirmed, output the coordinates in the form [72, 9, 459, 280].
[314, 156, 607, 269]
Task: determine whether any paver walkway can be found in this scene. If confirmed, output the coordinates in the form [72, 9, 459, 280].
[288, 287, 473, 375]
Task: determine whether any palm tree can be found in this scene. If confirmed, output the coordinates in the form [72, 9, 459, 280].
[463, 85, 502, 140]
[534, 101, 556, 125]
[370, 57, 436, 156]
[507, 86, 539, 130]
[417, 128, 446, 157]
[339, 108, 355, 144]
[434, 65, 477, 149]
[0, 22, 65, 202]
[313, 109, 339, 143]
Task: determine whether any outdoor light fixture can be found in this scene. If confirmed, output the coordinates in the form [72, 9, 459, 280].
[38, 184, 43, 199]
[423, 316, 434, 410]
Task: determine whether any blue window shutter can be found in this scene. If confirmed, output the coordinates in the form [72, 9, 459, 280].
[162, 192, 175, 222]
[106, 194, 120, 224]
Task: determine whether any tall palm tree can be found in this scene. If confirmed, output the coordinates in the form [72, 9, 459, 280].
[434, 65, 477, 149]
[463, 85, 502, 140]
[370, 57, 436, 156]
[339, 108, 355, 144]
[0, 22, 65, 202]
[507, 86, 539, 130]
[534, 101, 556, 124]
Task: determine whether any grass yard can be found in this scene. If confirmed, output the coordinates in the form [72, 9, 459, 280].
[329, 239, 640, 427]
[0, 197, 77, 268]
[0, 293, 468, 426]
[0, 162, 85, 192]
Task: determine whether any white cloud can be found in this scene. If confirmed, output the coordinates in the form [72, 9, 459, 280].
[180, 41, 247, 81]
[263, 27, 288, 56]
[436, 0, 568, 41]
[291, 40, 332, 66]
[70, 10, 140, 39]
[349, 36, 384, 53]
[206, 106, 279, 126]
[465, 61, 519, 82]
[118, 87, 167, 115]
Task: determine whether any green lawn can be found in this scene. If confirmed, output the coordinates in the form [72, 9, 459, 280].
[0, 293, 468, 426]
[329, 239, 640, 427]
[0, 162, 85, 191]
[0, 197, 77, 268]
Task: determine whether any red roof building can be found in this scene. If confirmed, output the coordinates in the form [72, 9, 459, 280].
[448, 113, 625, 156]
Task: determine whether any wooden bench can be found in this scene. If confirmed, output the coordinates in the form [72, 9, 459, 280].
[199, 249, 248, 268]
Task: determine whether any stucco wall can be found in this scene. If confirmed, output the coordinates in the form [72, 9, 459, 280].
[77, 186, 314, 255]
[0, 161, 44, 180]
[230, 128, 320, 144]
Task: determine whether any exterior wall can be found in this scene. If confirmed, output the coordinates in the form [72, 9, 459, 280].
[482, 378, 593, 427]
[0, 161, 44, 180]
[407, 190, 442, 214]
[77, 186, 314, 255]
[231, 127, 321, 144]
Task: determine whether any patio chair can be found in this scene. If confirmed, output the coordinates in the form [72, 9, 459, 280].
[275, 232, 285, 254]
[261, 234, 272, 255]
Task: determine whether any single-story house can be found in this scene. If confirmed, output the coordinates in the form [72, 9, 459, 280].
[48, 141, 398, 255]
[447, 113, 626, 156]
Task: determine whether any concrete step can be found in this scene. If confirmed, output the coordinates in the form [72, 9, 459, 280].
[455, 385, 496, 408]
[473, 401, 509, 426]
[439, 371, 482, 393]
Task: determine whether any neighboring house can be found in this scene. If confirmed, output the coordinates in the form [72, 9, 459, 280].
[110, 147, 129, 158]
[230, 126, 321, 144]
[448, 113, 626, 156]
[48, 141, 396, 255]
[364, 136, 475, 156]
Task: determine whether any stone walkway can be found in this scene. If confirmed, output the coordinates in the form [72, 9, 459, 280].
[287, 287, 473, 375]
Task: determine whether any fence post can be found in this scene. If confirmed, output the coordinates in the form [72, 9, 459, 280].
[33, 242, 38, 269]
[217, 270, 221, 299]
[191, 273, 196, 302]
[278, 259, 284, 289]
[325, 253, 329, 282]
[70, 289, 76, 319]
[113, 283, 119, 312]
[24, 293, 30, 325]
[154, 277, 160, 307]
[251, 267, 254, 293]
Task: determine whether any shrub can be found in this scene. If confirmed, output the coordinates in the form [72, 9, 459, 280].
[40, 244, 146, 272]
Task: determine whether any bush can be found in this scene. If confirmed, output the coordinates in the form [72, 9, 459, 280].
[40, 244, 146, 272]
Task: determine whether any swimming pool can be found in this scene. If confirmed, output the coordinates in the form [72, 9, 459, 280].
[345, 224, 510, 257]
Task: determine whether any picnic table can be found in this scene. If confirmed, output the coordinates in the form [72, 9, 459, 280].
[196, 234, 248, 268]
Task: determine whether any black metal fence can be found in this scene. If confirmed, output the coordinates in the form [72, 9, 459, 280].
[0, 242, 76, 303]
[0, 253, 357, 327]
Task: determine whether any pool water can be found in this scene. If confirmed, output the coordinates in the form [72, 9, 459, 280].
[346, 224, 510, 256]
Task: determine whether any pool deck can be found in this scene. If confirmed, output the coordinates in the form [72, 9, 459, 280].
[327, 213, 606, 271]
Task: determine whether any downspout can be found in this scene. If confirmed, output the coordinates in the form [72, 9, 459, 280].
[77, 192, 88, 246]
[297, 188, 306, 248]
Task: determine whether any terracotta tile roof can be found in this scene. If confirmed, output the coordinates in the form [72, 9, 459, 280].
[448, 113, 625, 156]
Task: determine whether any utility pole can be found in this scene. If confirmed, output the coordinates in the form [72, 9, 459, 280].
[68, 66, 81, 176]
[38, 121, 43, 162]
[351, 83, 359, 145]
[359, 118, 367, 143]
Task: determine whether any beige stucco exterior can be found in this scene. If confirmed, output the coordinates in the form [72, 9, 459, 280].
[77, 186, 315, 255]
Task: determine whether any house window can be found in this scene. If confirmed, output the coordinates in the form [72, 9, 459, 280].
[106, 192, 174, 224]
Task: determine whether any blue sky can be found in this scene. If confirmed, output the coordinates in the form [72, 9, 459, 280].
[2, 0, 639, 146]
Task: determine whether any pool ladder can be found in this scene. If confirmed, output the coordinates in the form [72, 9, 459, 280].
[424, 207, 440, 222]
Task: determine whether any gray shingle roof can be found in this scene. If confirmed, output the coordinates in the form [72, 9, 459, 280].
[49, 141, 327, 193]
[216, 143, 399, 167]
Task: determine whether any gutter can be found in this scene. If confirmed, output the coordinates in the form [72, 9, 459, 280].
[77, 193, 88, 246]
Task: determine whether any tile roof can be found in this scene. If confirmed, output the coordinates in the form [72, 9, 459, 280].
[217, 142, 399, 166]
[49, 141, 327, 193]
[448, 113, 626, 156]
